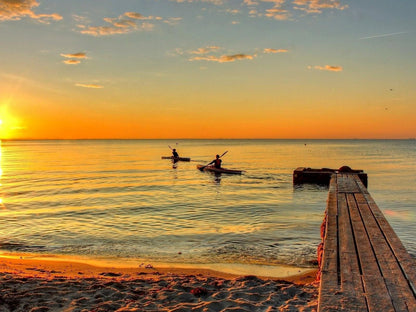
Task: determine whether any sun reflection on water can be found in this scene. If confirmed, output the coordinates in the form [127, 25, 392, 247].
[0, 141, 3, 209]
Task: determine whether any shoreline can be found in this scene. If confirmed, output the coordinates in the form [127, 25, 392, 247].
[0, 253, 319, 311]
[0, 253, 318, 284]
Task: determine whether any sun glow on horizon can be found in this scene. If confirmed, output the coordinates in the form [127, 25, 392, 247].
[0, 105, 24, 140]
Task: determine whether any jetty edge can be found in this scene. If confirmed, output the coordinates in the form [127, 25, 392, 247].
[294, 167, 416, 311]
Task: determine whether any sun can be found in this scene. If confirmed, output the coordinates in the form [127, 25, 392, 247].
[0, 110, 14, 139]
[0, 105, 26, 139]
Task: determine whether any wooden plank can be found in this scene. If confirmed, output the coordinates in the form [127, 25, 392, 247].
[336, 175, 348, 193]
[354, 177, 416, 296]
[337, 173, 359, 193]
[346, 193, 395, 311]
[337, 174, 360, 193]
[318, 176, 340, 312]
[319, 275, 343, 312]
[354, 176, 416, 301]
[337, 191, 367, 310]
[353, 175, 369, 194]
[366, 196, 416, 292]
[321, 176, 339, 275]
[355, 192, 416, 311]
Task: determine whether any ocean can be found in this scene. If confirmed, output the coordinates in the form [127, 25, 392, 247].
[0, 139, 415, 276]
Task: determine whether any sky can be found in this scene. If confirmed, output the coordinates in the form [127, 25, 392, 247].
[0, 0, 415, 139]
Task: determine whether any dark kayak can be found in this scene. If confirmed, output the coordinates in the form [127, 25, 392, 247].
[197, 164, 243, 175]
[162, 156, 191, 161]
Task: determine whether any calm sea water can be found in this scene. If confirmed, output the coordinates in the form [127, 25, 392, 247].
[0, 140, 415, 272]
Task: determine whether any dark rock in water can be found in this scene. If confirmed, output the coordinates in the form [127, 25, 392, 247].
[338, 165, 352, 172]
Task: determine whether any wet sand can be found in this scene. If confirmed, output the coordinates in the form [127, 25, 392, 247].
[0, 255, 318, 311]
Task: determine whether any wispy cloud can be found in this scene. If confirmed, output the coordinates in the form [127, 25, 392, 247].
[308, 65, 343, 72]
[75, 83, 103, 89]
[77, 11, 177, 36]
[190, 53, 256, 63]
[61, 52, 87, 59]
[72, 14, 89, 23]
[184, 45, 288, 63]
[293, 0, 348, 13]
[164, 17, 183, 25]
[0, 0, 62, 23]
[359, 31, 408, 40]
[264, 7, 290, 20]
[63, 59, 81, 65]
[190, 46, 221, 55]
[263, 48, 288, 53]
[61, 52, 88, 65]
[225, 9, 241, 14]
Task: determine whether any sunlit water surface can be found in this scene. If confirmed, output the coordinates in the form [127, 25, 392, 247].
[0, 140, 415, 274]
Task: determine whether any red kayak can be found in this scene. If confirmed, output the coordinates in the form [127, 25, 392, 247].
[197, 164, 243, 175]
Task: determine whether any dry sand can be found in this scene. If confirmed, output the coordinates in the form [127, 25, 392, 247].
[0, 255, 318, 312]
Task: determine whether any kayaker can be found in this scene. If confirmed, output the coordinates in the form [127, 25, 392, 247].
[208, 154, 222, 169]
[172, 148, 179, 158]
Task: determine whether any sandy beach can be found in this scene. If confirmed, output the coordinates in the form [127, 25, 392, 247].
[0, 255, 318, 312]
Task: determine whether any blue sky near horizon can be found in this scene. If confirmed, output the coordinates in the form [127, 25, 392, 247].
[0, 0, 415, 139]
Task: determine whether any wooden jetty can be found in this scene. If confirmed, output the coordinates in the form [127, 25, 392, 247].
[317, 172, 416, 311]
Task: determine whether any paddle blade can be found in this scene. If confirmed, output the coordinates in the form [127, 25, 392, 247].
[220, 151, 228, 158]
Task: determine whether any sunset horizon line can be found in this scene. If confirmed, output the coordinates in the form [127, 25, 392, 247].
[1, 137, 414, 141]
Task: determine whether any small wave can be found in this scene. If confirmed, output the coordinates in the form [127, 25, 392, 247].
[246, 175, 284, 181]
[0, 241, 48, 252]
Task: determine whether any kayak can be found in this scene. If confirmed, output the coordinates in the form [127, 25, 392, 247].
[161, 156, 191, 161]
[197, 164, 243, 175]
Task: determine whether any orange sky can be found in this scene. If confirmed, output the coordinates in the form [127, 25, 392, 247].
[2, 98, 412, 139]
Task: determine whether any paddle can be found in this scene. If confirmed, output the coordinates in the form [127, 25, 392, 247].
[168, 142, 179, 157]
[199, 151, 228, 171]
[168, 143, 178, 150]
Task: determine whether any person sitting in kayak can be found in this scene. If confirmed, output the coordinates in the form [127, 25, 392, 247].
[208, 154, 222, 169]
[172, 148, 179, 158]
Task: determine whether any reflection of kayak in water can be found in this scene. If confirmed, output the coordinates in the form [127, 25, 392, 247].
[161, 156, 191, 161]
[197, 164, 243, 175]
